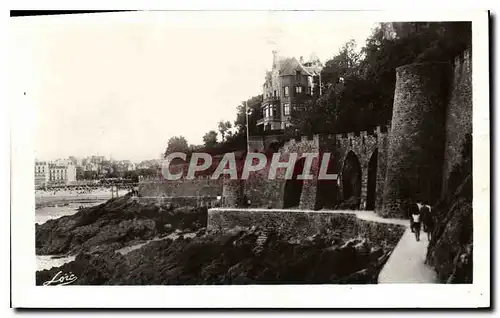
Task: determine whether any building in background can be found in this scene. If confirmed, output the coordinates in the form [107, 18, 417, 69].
[35, 159, 77, 186]
[49, 162, 77, 184]
[258, 51, 323, 131]
[34, 161, 50, 186]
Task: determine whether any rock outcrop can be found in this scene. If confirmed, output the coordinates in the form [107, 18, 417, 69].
[36, 224, 404, 285]
[36, 194, 207, 256]
[426, 136, 472, 283]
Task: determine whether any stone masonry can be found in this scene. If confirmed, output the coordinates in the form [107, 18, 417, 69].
[141, 49, 472, 219]
[235, 49, 472, 218]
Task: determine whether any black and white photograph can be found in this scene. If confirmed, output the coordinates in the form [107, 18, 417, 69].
[9, 9, 490, 308]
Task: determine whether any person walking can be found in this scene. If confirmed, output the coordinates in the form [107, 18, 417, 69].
[421, 202, 434, 241]
[408, 202, 419, 233]
[411, 201, 422, 241]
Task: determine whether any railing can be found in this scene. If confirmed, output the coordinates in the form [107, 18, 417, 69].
[258, 116, 281, 124]
[264, 96, 280, 102]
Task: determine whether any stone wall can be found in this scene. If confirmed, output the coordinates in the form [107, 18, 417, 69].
[375, 126, 390, 213]
[441, 48, 473, 193]
[281, 135, 321, 209]
[221, 179, 244, 207]
[333, 131, 378, 209]
[207, 208, 405, 244]
[237, 136, 321, 210]
[244, 167, 285, 209]
[248, 134, 291, 153]
[234, 130, 390, 212]
[247, 136, 265, 153]
[139, 178, 223, 198]
[138, 195, 216, 207]
[245, 49, 472, 218]
[382, 62, 451, 217]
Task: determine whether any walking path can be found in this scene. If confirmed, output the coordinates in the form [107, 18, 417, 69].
[211, 208, 438, 283]
[378, 227, 437, 283]
[332, 210, 437, 283]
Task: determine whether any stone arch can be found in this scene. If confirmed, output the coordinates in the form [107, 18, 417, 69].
[315, 153, 340, 209]
[340, 151, 362, 208]
[283, 157, 306, 208]
[366, 149, 378, 210]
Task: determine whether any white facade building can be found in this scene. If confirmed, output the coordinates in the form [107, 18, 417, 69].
[35, 159, 77, 186]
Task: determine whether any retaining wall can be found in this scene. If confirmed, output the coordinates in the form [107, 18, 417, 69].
[207, 208, 406, 244]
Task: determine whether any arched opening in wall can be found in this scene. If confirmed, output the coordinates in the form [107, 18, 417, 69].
[366, 149, 378, 210]
[341, 151, 362, 209]
[315, 153, 340, 210]
[283, 157, 306, 209]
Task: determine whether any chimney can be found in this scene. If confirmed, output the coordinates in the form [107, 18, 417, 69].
[299, 56, 304, 64]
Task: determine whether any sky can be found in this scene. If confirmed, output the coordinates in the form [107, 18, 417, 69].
[10, 11, 378, 162]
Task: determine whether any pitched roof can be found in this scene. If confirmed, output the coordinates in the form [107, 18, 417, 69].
[278, 57, 314, 76]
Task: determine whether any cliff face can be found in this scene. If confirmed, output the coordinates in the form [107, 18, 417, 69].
[426, 135, 472, 283]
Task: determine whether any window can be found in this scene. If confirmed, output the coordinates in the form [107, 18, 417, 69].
[307, 86, 312, 95]
[284, 86, 289, 97]
[268, 105, 276, 117]
[284, 103, 290, 116]
[295, 85, 302, 94]
[295, 70, 301, 81]
[273, 90, 277, 98]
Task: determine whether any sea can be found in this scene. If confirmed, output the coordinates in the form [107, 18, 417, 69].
[35, 189, 128, 271]
[35, 189, 195, 272]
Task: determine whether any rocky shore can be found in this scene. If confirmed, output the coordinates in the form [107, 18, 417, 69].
[37, 224, 404, 285]
[36, 194, 206, 256]
[36, 194, 405, 285]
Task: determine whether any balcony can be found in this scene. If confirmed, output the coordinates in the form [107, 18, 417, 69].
[264, 95, 280, 102]
[257, 116, 281, 126]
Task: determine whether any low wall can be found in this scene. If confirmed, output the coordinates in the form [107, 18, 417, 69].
[207, 208, 405, 243]
[139, 179, 223, 197]
[138, 195, 218, 207]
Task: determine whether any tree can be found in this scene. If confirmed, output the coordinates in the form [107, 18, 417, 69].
[234, 95, 263, 136]
[189, 144, 203, 152]
[83, 170, 98, 180]
[322, 39, 360, 86]
[217, 121, 232, 142]
[203, 130, 218, 148]
[164, 136, 189, 158]
[292, 22, 471, 135]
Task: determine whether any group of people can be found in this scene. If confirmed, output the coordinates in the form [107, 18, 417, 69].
[408, 201, 435, 242]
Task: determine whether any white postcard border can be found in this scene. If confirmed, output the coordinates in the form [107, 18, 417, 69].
[9, 9, 490, 308]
